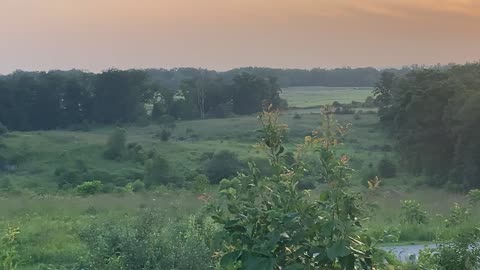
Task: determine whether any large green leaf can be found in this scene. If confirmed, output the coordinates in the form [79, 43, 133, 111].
[326, 240, 351, 260]
[220, 250, 242, 267]
[241, 252, 275, 270]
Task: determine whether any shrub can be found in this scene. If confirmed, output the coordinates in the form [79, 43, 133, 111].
[467, 189, 480, 205]
[378, 158, 396, 178]
[160, 129, 171, 142]
[126, 142, 146, 163]
[204, 150, 244, 184]
[0, 226, 21, 270]
[0, 122, 8, 136]
[103, 128, 126, 160]
[144, 154, 170, 186]
[126, 179, 146, 193]
[211, 110, 377, 269]
[79, 212, 214, 270]
[353, 111, 361, 120]
[76, 180, 103, 196]
[297, 179, 316, 190]
[418, 229, 480, 269]
[191, 174, 209, 194]
[401, 200, 428, 225]
[444, 203, 470, 227]
[293, 113, 301, 119]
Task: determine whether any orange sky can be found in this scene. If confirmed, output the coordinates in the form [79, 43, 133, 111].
[1, 0, 479, 73]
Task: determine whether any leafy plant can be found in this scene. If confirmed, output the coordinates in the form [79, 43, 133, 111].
[125, 179, 146, 193]
[401, 200, 428, 225]
[467, 189, 480, 205]
[76, 180, 103, 196]
[0, 226, 21, 270]
[444, 203, 470, 228]
[192, 174, 209, 194]
[210, 108, 378, 270]
[417, 228, 480, 270]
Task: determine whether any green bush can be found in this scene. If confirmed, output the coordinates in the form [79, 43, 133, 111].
[417, 229, 480, 269]
[444, 203, 470, 228]
[467, 189, 480, 205]
[401, 200, 428, 225]
[191, 174, 209, 194]
[103, 128, 126, 160]
[76, 180, 103, 196]
[79, 212, 214, 270]
[160, 129, 171, 142]
[378, 158, 397, 178]
[293, 113, 301, 119]
[211, 110, 377, 269]
[126, 179, 146, 193]
[204, 150, 244, 184]
[126, 142, 146, 163]
[144, 154, 170, 186]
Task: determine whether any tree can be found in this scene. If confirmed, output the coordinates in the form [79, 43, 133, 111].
[232, 73, 286, 115]
[92, 69, 154, 123]
[103, 128, 127, 160]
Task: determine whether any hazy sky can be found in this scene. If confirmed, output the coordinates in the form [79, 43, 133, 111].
[1, 0, 480, 73]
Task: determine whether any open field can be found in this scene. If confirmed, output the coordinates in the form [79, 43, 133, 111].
[281, 86, 374, 108]
[2, 86, 479, 269]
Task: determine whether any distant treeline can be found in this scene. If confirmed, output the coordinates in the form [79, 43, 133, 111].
[0, 69, 285, 131]
[375, 63, 480, 190]
[145, 66, 413, 89]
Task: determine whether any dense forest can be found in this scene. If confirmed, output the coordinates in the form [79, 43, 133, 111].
[145, 66, 413, 89]
[0, 65, 442, 131]
[374, 63, 480, 190]
[0, 70, 286, 131]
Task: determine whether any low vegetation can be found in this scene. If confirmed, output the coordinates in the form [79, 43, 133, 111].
[1, 63, 479, 269]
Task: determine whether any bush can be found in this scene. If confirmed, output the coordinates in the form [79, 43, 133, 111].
[79, 212, 214, 270]
[160, 129, 171, 142]
[293, 113, 301, 119]
[297, 179, 316, 190]
[103, 128, 126, 160]
[144, 154, 170, 186]
[126, 179, 146, 193]
[418, 229, 480, 269]
[353, 112, 361, 120]
[401, 200, 428, 225]
[378, 158, 397, 178]
[467, 189, 480, 205]
[76, 180, 103, 196]
[444, 203, 470, 227]
[0, 122, 8, 136]
[191, 174, 209, 194]
[204, 150, 244, 184]
[126, 142, 146, 163]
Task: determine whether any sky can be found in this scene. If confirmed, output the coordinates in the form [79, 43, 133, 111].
[1, 0, 480, 73]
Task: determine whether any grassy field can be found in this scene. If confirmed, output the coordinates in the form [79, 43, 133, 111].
[1, 87, 479, 269]
[280, 86, 374, 108]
